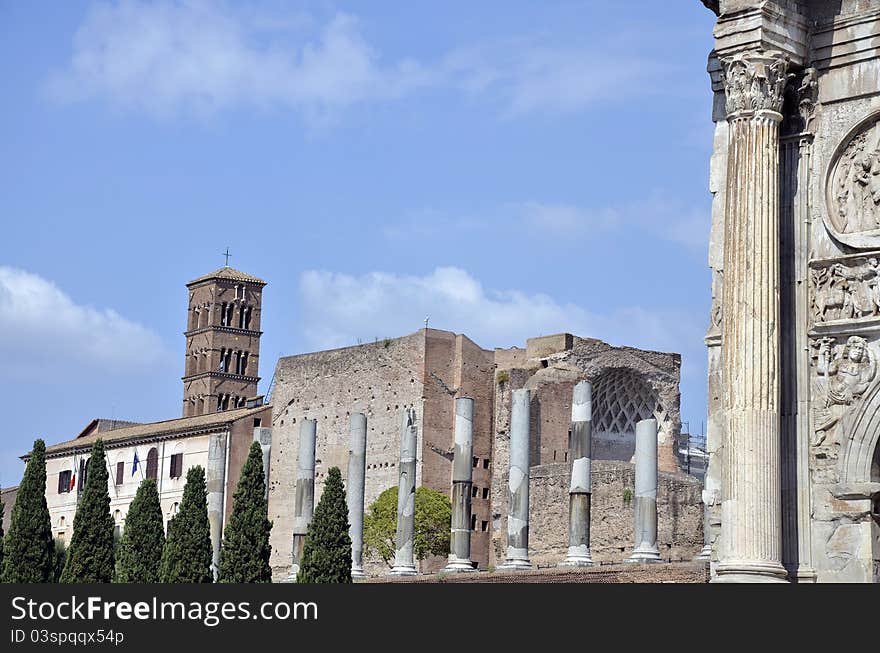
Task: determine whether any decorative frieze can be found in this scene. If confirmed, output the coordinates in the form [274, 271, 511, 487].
[810, 253, 880, 326]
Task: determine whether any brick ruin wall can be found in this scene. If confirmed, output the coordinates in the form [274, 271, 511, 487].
[267, 333, 427, 580]
[268, 329, 699, 579]
[524, 461, 703, 567]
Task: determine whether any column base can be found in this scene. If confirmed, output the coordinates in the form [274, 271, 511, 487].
[626, 547, 662, 564]
[389, 565, 418, 577]
[444, 558, 477, 573]
[351, 566, 366, 579]
[559, 546, 593, 567]
[794, 569, 818, 584]
[284, 565, 300, 583]
[711, 560, 789, 583]
[498, 558, 534, 571]
[693, 545, 712, 561]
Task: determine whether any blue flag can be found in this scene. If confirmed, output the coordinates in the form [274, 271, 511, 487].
[132, 451, 140, 476]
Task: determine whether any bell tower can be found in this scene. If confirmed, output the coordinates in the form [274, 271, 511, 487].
[182, 263, 267, 417]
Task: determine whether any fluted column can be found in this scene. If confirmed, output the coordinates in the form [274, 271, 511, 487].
[289, 419, 317, 580]
[347, 413, 367, 579]
[499, 389, 533, 570]
[715, 50, 790, 583]
[390, 408, 419, 576]
[445, 397, 476, 572]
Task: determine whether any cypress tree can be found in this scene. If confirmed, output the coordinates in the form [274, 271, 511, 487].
[297, 466, 351, 583]
[115, 479, 164, 583]
[2, 439, 54, 582]
[60, 439, 115, 583]
[217, 441, 272, 583]
[0, 498, 4, 575]
[160, 465, 212, 583]
[51, 539, 67, 583]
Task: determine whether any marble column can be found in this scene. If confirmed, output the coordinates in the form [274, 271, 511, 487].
[560, 381, 593, 567]
[390, 408, 419, 576]
[445, 397, 476, 572]
[206, 431, 229, 581]
[694, 501, 713, 561]
[628, 418, 661, 563]
[347, 413, 367, 579]
[253, 426, 272, 500]
[714, 50, 790, 583]
[290, 419, 317, 579]
[499, 388, 533, 570]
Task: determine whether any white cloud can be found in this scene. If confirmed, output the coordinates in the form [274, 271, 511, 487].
[45, 2, 430, 119]
[298, 266, 701, 361]
[45, 1, 675, 120]
[0, 266, 171, 375]
[518, 201, 621, 233]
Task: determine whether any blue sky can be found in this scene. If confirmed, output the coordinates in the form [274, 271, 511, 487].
[0, 0, 718, 486]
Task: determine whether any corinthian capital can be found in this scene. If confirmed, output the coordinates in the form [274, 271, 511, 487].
[720, 51, 790, 118]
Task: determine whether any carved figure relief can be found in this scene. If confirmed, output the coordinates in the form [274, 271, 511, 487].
[825, 114, 880, 248]
[811, 254, 880, 324]
[811, 336, 877, 447]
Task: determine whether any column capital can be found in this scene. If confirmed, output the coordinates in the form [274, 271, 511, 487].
[720, 50, 790, 120]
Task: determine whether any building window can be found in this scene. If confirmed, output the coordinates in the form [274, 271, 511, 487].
[254, 418, 262, 428]
[482, 458, 490, 469]
[471, 514, 477, 530]
[58, 470, 72, 494]
[78, 458, 89, 492]
[219, 348, 227, 372]
[243, 306, 252, 330]
[473, 456, 479, 468]
[471, 485, 479, 498]
[481, 520, 489, 532]
[482, 487, 489, 500]
[115, 461, 124, 486]
[146, 447, 159, 480]
[169, 453, 183, 479]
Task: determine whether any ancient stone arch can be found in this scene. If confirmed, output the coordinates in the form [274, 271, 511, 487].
[589, 367, 663, 462]
[840, 378, 880, 485]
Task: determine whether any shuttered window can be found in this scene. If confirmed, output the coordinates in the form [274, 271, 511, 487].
[116, 461, 124, 486]
[58, 470, 72, 494]
[169, 453, 183, 479]
[78, 459, 89, 491]
[146, 448, 159, 480]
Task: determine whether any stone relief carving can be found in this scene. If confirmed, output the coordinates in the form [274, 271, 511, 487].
[811, 254, 880, 324]
[719, 51, 789, 117]
[825, 113, 880, 248]
[811, 336, 877, 447]
[782, 67, 818, 136]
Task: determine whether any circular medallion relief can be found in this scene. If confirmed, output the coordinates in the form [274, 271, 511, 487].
[825, 112, 880, 249]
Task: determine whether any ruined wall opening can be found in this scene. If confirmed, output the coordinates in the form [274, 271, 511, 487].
[591, 368, 658, 462]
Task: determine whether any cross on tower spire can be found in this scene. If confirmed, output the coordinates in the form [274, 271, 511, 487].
[222, 248, 231, 268]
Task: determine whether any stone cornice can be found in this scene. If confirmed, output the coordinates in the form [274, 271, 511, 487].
[713, 4, 808, 66]
[181, 371, 261, 383]
[39, 426, 233, 461]
[183, 326, 263, 338]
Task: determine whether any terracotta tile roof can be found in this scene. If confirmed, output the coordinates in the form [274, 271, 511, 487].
[42, 406, 269, 457]
[186, 267, 266, 286]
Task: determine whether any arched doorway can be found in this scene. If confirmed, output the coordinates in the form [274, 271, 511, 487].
[590, 368, 659, 462]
